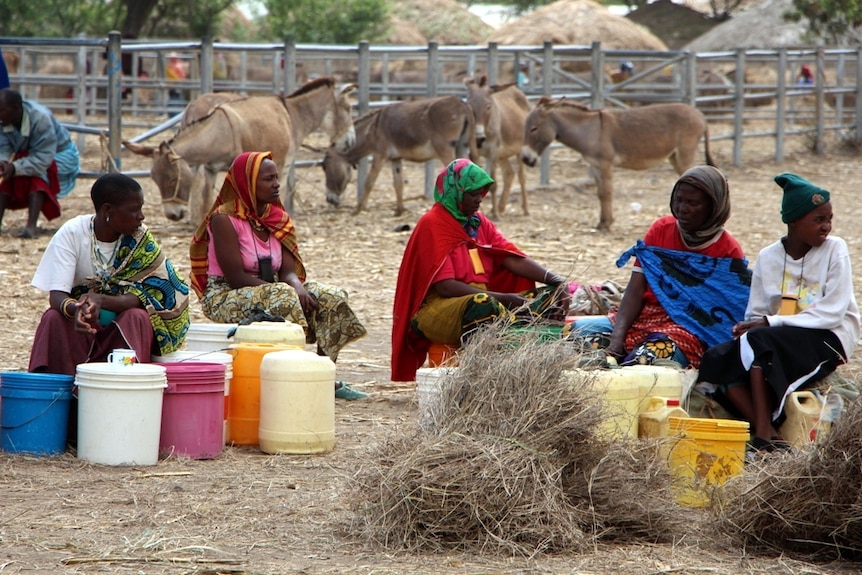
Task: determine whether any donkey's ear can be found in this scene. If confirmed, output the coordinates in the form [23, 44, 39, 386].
[123, 140, 156, 157]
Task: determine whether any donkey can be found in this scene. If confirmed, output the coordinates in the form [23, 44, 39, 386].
[124, 77, 356, 224]
[521, 98, 713, 230]
[322, 95, 478, 216]
[463, 75, 531, 217]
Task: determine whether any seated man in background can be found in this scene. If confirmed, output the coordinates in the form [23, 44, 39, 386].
[0, 88, 80, 238]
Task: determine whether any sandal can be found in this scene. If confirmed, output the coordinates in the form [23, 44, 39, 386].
[335, 381, 368, 400]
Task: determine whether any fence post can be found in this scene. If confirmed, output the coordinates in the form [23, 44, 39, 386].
[107, 31, 123, 171]
[487, 41, 498, 85]
[590, 41, 604, 110]
[856, 46, 862, 148]
[540, 40, 553, 186]
[814, 46, 825, 154]
[75, 33, 88, 153]
[425, 41, 439, 200]
[732, 48, 745, 166]
[775, 48, 787, 162]
[284, 37, 297, 95]
[200, 36, 214, 95]
[684, 51, 696, 107]
[356, 40, 370, 206]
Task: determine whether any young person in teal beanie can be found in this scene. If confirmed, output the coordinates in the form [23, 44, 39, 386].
[696, 173, 860, 452]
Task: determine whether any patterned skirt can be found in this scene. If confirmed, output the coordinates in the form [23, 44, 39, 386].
[201, 276, 366, 361]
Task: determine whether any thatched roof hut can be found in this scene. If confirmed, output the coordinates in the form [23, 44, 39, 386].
[626, 0, 718, 50]
[487, 0, 668, 51]
[389, 0, 494, 45]
[684, 0, 818, 51]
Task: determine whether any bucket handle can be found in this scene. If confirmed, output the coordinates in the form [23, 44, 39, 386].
[0, 390, 68, 430]
[165, 348, 232, 362]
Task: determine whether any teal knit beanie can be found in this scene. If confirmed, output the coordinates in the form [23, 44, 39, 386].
[775, 172, 830, 223]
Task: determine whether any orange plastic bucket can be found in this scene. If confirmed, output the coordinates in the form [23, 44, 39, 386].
[227, 343, 292, 445]
[427, 342, 459, 367]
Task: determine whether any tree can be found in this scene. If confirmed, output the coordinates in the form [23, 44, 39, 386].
[260, 0, 389, 43]
[786, 0, 862, 44]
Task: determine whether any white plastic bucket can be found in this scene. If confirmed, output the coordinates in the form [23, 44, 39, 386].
[185, 323, 237, 353]
[416, 367, 457, 432]
[154, 350, 233, 444]
[75, 363, 167, 466]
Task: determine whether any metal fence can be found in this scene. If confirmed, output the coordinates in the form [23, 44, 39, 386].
[1, 34, 859, 186]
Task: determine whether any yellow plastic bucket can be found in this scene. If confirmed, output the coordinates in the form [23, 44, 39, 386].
[666, 416, 749, 507]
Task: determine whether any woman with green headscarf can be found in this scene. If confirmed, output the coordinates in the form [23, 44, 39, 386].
[391, 159, 569, 382]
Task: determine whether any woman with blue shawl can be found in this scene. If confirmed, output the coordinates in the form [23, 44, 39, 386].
[574, 165, 751, 368]
[29, 173, 190, 375]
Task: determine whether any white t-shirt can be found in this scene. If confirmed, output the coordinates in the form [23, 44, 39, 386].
[31, 215, 120, 293]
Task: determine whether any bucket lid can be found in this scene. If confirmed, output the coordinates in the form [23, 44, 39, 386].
[186, 323, 237, 336]
[161, 361, 226, 377]
[233, 321, 305, 346]
[153, 350, 233, 365]
[0, 371, 75, 388]
[76, 363, 166, 378]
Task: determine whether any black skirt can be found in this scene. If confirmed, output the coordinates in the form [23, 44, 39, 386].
[697, 326, 845, 422]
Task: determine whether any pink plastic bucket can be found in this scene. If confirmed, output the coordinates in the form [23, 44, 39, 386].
[159, 362, 225, 459]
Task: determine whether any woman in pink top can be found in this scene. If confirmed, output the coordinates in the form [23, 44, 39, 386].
[190, 151, 367, 399]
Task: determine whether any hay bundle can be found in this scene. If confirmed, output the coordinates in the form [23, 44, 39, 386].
[383, 17, 428, 46]
[352, 324, 688, 555]
[389, 0, 494, 45]
[487, 0, 668, 51]
[714, 395, 862, 559]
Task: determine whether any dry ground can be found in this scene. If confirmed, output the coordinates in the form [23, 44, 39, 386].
[2, 118, 862, 574]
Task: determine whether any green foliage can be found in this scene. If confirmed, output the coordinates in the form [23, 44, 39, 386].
[787, 0, 862, 44]
[261, 0, 389, 43]
[0, 0, 118, 37]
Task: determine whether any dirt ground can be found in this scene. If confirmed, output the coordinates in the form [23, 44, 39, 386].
[2, 119, 862, 574]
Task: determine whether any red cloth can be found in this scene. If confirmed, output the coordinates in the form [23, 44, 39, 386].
[28, 308, 154, 375]
[0, 157, 61, 221]
[391, 203, 534, 382]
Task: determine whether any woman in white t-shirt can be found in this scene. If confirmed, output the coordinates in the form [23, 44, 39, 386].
[29, 173, 190, 375]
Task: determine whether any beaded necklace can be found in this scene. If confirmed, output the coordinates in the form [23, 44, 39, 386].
[90, 216, 120, 281]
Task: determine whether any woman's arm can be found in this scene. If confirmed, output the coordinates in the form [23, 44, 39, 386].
[501, 255, 565, 286]
[278, 245, 318, 314]
[605, 271, 647, 359]
[210, 214, 267, 289]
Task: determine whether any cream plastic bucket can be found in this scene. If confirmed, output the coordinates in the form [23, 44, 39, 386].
[75, 363, 167, 466]
[416, 367, 458, 431]
[185, 323, 237, 353]
[563, 369, 640, 439]
[623, 365, 684, 414]
[233, 321, 306, 348]
[779, 390, 828, 449]
[154, 350, 233, 444]
[258, 349, 335, 454]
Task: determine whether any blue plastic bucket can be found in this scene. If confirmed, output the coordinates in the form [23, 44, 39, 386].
[0, 372, 75, 455]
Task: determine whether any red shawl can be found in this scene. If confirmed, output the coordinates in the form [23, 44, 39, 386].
[391, 203, 534, 382]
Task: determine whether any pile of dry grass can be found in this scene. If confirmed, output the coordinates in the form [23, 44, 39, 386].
[389, 0, 493, 45]
[351, 323, 690, 556]
[713, 395, 862, 560]
[487, 0, 668, 51]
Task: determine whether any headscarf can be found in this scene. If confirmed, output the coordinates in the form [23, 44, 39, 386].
[775, 172, 830, 223]
[189, 151, 305, 298]
[669, 165, 731, 246]
[434, 158, 494, 229]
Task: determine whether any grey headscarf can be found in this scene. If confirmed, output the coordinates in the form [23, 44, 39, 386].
[669, 165, 731, 246]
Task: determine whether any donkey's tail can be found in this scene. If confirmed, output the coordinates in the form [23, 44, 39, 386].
[703, 121, 716, 167]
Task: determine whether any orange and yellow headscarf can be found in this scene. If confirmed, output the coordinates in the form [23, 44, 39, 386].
[189, 151, 305, 298]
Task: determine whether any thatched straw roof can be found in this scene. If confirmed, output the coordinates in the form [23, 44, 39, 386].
[684, 0, 826, 51]
[382, 16, 428, 45]
[389, 0, 494, 45]
[487, 0, 668, 50]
